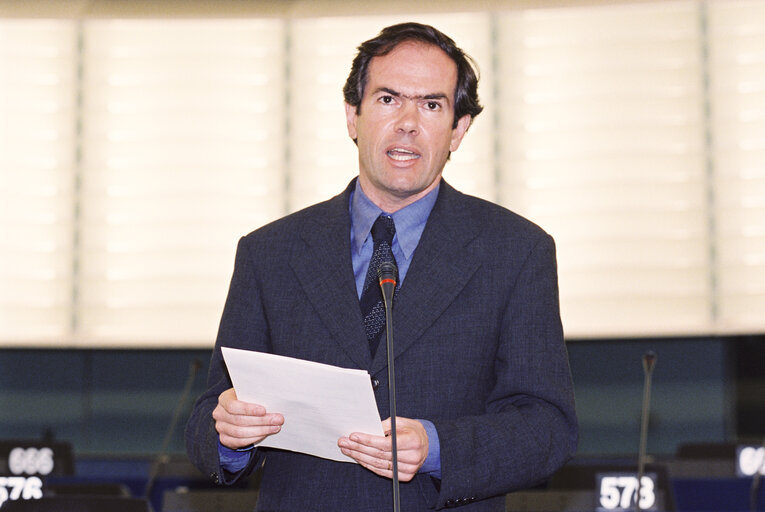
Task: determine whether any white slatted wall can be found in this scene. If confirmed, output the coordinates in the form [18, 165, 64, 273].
[0, 21, 77, 344]
[708, 1, 765, 333]
[496, 1, 710, 337]
[2, 1, 765, 346]
[78, 20, 286, 345]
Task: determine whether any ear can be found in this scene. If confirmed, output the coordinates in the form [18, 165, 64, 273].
[449, 114, 472, 152]
[345, 102, 359, 140]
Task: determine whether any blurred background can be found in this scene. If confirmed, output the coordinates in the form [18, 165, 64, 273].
[0, 0, 763, 509]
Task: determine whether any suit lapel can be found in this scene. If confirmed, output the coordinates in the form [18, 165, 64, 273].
[288, 183, 372, 370]
[370, 182, 482, 375]
[286, 181, 483, 374]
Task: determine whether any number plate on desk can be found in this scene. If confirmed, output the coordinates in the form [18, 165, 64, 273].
[0, 441, 73, 508]
[596, 472, 658, 511]
[0, 441, 72, 478]
[737, 445, 765, 477]
[0, 476, 44, 508]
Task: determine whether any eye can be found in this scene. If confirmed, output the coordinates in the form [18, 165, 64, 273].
[425, 101, 441, 111]
[379, 95, 394, 104]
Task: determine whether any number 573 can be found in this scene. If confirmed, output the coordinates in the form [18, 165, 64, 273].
[599, 475, 656, 510]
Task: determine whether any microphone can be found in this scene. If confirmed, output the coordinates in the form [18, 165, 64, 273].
[377, 260, 400, 512]
[378, 261, 397, 306]
[144, 358, 202, 499]
[635, 351, 656, 511]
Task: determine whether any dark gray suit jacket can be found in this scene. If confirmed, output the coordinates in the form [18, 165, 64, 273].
[185, 179, 577, 511]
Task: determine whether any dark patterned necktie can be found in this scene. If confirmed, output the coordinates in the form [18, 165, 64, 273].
[359, 214, 397, 357]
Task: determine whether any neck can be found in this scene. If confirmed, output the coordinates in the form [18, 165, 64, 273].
[358, 176, 441, 213]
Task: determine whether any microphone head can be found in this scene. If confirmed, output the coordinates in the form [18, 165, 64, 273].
[642, 351, 657, 374]
[377, 260, 398, 285]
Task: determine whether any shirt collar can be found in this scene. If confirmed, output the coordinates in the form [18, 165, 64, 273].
[350, 178, 440, 260]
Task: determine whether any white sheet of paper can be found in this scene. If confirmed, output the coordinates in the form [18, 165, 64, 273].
[221, 347, 384, 463]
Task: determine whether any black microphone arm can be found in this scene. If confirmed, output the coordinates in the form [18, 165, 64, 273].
[144, 358, 202, 498]
[378, 260, 400, 512]
[635, 351, 656, 512]
[750, 434, 765, 512]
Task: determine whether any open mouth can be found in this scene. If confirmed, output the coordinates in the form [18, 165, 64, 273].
[387, 147, 421, 161]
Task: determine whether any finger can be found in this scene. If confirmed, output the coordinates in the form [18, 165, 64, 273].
[347, 431, 390, 451]
[214, 407, 283, 432]
[341, 431, 419, 464]
[215, 415, 283, 435]
[343, 448, 420, 479]
[222, 399, 269, 417]
[218, 388, 273, 417]
[341, 446, 419, 481]
[213, 397, 284, 450]
[216, 417, 283, 449]
[339, 435, 389, 460]
[338, 437, 420, 479]
[213, 406, 283, 427]
[341, 445, 390, 473]
[218, 432, 272, 448]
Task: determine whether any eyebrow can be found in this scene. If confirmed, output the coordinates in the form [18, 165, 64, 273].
[373, 87, 450, 103]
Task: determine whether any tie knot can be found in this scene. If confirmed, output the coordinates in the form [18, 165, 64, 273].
[370, 215, 395, 245]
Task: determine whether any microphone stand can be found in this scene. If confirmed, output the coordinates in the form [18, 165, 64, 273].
[378, 262, 400, 512]
[144, 358, 201, 499]
[635, 351, 656, 512]
[750, 435, 765, 512]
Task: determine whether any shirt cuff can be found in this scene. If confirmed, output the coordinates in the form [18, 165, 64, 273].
[417, 419, 441, 479]
[218, 439, 254, 473]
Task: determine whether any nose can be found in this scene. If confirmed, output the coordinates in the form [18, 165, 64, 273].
[395, 100, 419, 136]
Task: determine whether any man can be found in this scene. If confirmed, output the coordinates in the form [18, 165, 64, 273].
[186, 22, 577, 511]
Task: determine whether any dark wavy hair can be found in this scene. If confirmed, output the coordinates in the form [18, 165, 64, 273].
[343, 22, 483, 129]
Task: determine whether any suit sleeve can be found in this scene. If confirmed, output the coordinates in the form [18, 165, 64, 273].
[185, 236, 268, 485]
[432, 233, 578, 508]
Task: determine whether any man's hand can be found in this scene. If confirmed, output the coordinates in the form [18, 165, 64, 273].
[213, 388, 284, 450]
[337, 417, 429, 482]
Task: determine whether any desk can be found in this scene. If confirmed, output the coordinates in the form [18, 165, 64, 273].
[38, 456, 765, 512]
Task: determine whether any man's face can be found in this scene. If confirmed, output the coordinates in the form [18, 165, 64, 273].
[345, 41, 471, 212]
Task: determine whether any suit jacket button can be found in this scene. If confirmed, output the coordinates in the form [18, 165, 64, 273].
[210, 472, 220, 484]
[371, 377, 380, 390]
